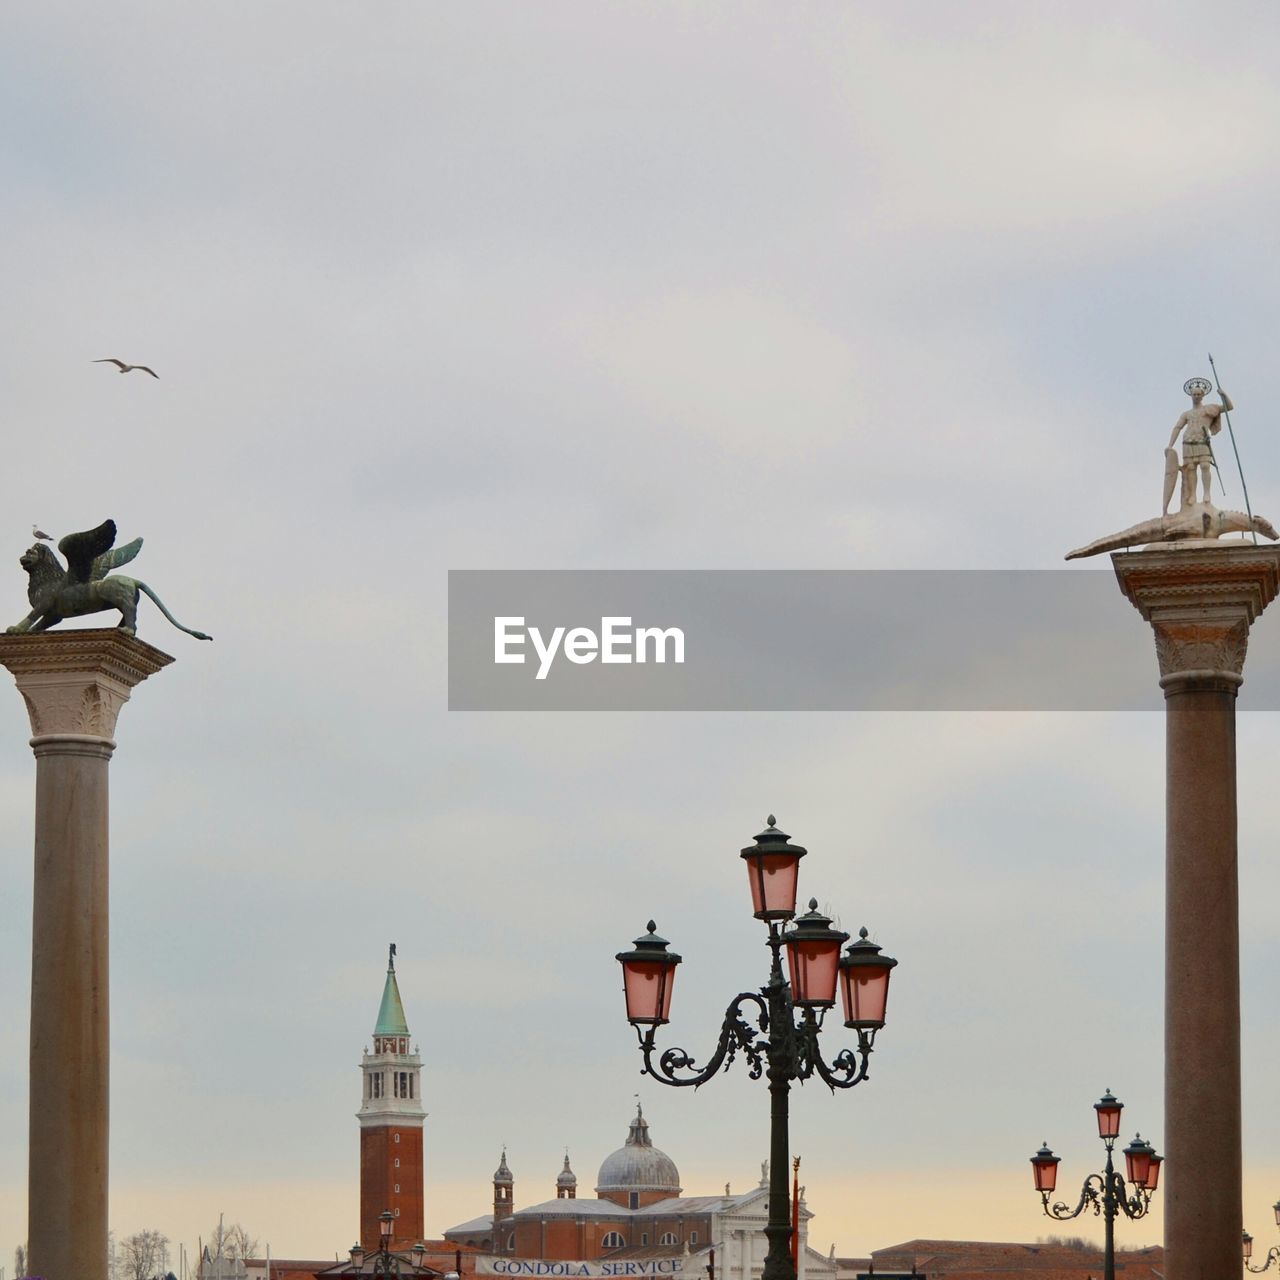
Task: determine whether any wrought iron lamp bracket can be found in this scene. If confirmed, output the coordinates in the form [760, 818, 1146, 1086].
[639, 991, 770, 1087]
[1044, 1173, 1105, 1220]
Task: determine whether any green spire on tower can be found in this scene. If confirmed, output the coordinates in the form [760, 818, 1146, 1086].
[374, 942, 410, 1036]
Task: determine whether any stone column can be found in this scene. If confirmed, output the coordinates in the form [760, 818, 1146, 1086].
[1112, 544, 1280, 1280]
[0, 630, 173, 1280]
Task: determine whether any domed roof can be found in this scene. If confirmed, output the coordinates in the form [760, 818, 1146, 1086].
[494, 1148, 513, 1184]
[595, 1103, 681, 1195]
[557, 1154, 577, 1188]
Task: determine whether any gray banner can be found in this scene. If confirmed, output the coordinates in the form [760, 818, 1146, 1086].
[447, 570, 1280, 711]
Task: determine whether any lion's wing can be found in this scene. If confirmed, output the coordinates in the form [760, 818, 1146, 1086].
[91, 537, 143, 580]
[58, 520, 117, 583]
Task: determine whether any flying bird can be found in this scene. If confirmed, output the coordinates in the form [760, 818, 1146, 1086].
[32, 525, 51, 542]
[93, 358, 159, 379]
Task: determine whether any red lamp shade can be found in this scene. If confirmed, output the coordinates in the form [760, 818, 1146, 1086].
[1031, 1143, 1060, 1194]
[740, 817, 806, 921]
[380, 1210, 394, 1242]
[616, 922, 683, 1025]
[838, 928, 898, 1029]
[1143, 1151, 1162, 1191]
[1123, 1134, 1154, 1186]
[783, 899, 849, 1008]
[1094, 1090, 1124, 1141]
[1274, 1200, 1280, 1228]
[1244, 1231, 1254, 1263]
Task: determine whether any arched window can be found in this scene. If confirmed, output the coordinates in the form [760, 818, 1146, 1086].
[660, 1233, 678, 1246]
[602, 1232, 626, 1250]
[507, 1234, 516, 1250]
[689, 1233, 697, 1245]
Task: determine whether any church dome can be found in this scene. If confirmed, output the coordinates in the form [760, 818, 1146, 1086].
[595, 1104, 681, 1195]
[494, 1148, 513, 1185]
[557, 1154, 577, 1189]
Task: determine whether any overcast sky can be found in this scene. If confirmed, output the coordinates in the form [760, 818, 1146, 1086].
[3, 0, 1280, 1265]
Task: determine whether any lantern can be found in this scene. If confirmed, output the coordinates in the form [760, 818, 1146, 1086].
[380, 1210, 394, 1245]
[782, 900, 849, 1008]
[1244, 1231, 1255, 1263]
[1122, 1134, 1154, 1186]
[412, 1243, 427, 1268]
[1274, 1201, 1280, 1228]
[616, 922, 683, 1025]
[838, 928, 898, 1029]
[1143, 1150, 1162, 1191]
[1094, 1089, 1124, 1141]
[740, 817, 806, 921]
[349, 1244, 366, 1270]
[1030, 1142, 1060, 1194]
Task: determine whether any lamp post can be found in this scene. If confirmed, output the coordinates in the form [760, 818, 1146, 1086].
[1243, 1201, 1280, 1272]
[348, 1212, 425, 1276]
[1029, 1091, 1162, 1280]
[615, 818, 898, 1280]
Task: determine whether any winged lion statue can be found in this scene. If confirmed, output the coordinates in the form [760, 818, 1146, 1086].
[7, 519, 212, 641]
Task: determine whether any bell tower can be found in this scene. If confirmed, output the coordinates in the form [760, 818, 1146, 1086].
[493, 1149, 514, 1253]
[358, 944, 426, 1250]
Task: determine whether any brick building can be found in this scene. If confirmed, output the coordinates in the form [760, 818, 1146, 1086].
[444, 1106, 837, 1280]
[835, 1239, 1165, 1278]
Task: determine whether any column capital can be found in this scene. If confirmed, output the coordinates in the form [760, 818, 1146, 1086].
[1112, 544, 1280, 692]
[0, 629, 173, 742]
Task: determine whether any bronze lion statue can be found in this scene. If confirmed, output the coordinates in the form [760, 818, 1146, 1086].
[8, 519, 211, 641]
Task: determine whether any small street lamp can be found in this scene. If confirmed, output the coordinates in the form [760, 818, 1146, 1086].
[616, 818, 898, 1280]
[1029, 1090, 1161, 1280]
[1243, 1201, 1280, 1272]
[348, 1212, 422, 1277]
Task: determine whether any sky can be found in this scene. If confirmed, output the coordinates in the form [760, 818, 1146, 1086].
[3, 0, 1280, 1266]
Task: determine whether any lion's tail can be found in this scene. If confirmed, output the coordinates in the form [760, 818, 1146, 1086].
[136, 582, 213, 641]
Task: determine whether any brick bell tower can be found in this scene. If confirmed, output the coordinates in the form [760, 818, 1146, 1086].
[492, 1148, 514, 1253]
[358, 944, 426, 1249]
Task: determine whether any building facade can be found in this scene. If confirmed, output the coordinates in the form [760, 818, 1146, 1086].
[445, 1106, 836, 1280]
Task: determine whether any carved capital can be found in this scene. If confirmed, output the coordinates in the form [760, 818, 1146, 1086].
[0, 629, 173, 742]
[1112, 544, 1280, 691]
[1151, 616, 1250, 686]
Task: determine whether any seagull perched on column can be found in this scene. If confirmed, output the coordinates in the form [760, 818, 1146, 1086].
[32, 525, 52, 542]
[93, 358, 159, 378]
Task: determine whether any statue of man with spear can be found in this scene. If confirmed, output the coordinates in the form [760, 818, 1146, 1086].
[1067, 358, 1273, 559]
[1165, 375, 1232, 513]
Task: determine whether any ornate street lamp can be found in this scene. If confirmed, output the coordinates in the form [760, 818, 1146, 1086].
[347, 1210, 421, 1277]
[616, 817, 898, 1280]
[1030, 1091, 1161, 1280]
[1243, 1201, 1280, 1272]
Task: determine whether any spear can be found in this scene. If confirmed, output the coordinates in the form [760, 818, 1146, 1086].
[1207, 352, 1256, 545]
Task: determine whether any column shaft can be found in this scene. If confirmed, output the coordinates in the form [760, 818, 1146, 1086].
[1164, 684, 1241, 1280]
[29, 737, 115, 1280]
